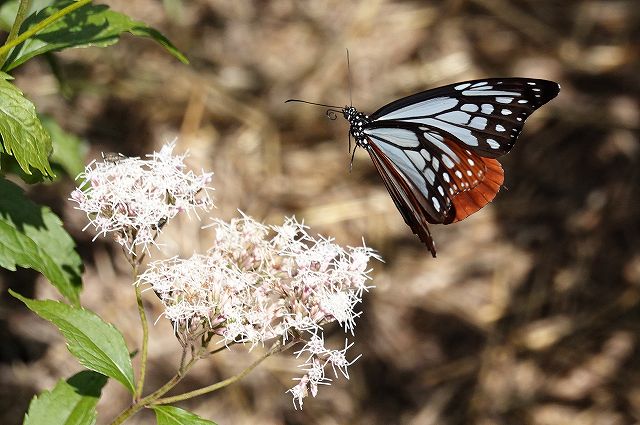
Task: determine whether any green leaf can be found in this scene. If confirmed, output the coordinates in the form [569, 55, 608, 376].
[0, 178, 82, 304]
[41, 116, 87, 178]
[24, 370, 108, 425]
[11, 292, 136, 393]
[0, 72, 53, 177]
[3, 0, 188, 72]
[152, 406, 218, 425]
[0, 116, 86, 182]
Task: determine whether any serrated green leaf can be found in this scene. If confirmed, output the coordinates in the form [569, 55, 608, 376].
[3, 0, 188, 72]
[11, 292, 136, 393]
[41, 116, 87, 178]
[24, 370, 108, 425]
[152, 406, 218, 425]
[0, 116, 87, 182]
[0, 72, 53, 177]
[0, 178, 82, 304]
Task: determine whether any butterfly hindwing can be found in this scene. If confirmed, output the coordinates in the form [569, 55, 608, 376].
[365, 125, 505, 225]
[366, 140, 439, 256]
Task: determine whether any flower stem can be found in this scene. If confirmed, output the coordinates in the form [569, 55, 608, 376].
[110, 354, 199, 425]
[152, 339, 298, 405]
[134, 279, 149, 400]
[0, 0, 31, 67]
[0, 0, 92, 61]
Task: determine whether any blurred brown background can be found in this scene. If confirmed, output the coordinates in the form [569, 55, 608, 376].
[2, 0, 639, 424]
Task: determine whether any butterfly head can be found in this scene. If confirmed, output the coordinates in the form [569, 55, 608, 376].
[342, 106, 370, 146]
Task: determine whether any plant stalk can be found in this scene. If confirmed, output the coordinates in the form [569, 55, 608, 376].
[0, 0, 31, 67]
[134, 271, 149, 400]
[110, 351, 198, 425]
[152, 339, 297, 405]
[0, 0, 92, 61]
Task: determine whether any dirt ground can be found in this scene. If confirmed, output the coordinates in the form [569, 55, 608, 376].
[1, 1, 639, 424]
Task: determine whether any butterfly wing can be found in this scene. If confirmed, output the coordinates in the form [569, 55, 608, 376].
[364, 125, 504, 256]
[370, 78, 560, 158]
[366, 140, 439, 256]
[360, 78, 558, 254]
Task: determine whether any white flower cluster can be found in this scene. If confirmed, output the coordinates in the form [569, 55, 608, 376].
[137, 215, 380, 408]
[70, 142, 213, 253]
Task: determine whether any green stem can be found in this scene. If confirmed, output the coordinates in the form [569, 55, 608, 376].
[110, 353, 198, 425]
[0, 0, 92, 60]
[134, 277, 149, 400]
[152, 339, 297, 405]
[0, 0, 31, 67]
[6, 0, 31, 42]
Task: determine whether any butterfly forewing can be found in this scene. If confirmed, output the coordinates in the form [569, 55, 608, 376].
[370, 78, 560, 158]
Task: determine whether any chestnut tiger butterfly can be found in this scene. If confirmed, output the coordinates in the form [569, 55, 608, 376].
[287, 77, 560, 257]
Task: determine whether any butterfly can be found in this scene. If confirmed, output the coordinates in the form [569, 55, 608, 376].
[287, 78, 560, 257]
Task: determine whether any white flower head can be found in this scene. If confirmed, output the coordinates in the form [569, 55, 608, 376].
[138, 213, 380, 407]
[70, 141, 214, 254]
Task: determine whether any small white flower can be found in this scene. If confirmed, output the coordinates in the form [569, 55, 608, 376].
[70, 141, 214, 254]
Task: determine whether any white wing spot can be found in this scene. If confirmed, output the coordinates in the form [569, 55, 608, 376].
[496, 97, 513, 104]
[455, 83, 472, 90]
[481, 104, 494, 114]
[455, 170, 463, 179]
[443, 173, 450, 183]
[449, 188, 455, 194]
[438, 186, 445, 196]
[425, 168, 436, 185]
[442, 155, 455, 169]
[421, 149, 431, 161]
[466, 170, 473, 176]
[487, 139, 500, 149]
[406, 150, 426, 170]
[533, 88, 541, 92]
[516, 117, 523, 121]
[421, 121, 477, 147]
[496, 124, 506, 132]
[501, 109, 512, 115]
[461, 103, 479, 112]
[366, 128, 421, 147]
[470, 117, 488, 130]
[432, 157, 440, 171]
[468, 158, 475, 166]
[378, 97, 459, 121]
[518, 100, 529, 104]
[471, 81, 489, 88]
[432, 197, 441, 212]
[462, 89, 519, 96]
[439, 111, 471, 125]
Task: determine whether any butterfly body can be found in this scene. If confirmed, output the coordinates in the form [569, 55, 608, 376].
[290, 77, 560, 257]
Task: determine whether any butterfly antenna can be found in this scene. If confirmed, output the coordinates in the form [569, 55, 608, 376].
[285, 99, 342, 109]
[285, 99, 343, 119]
[346, 49, 353, 107]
